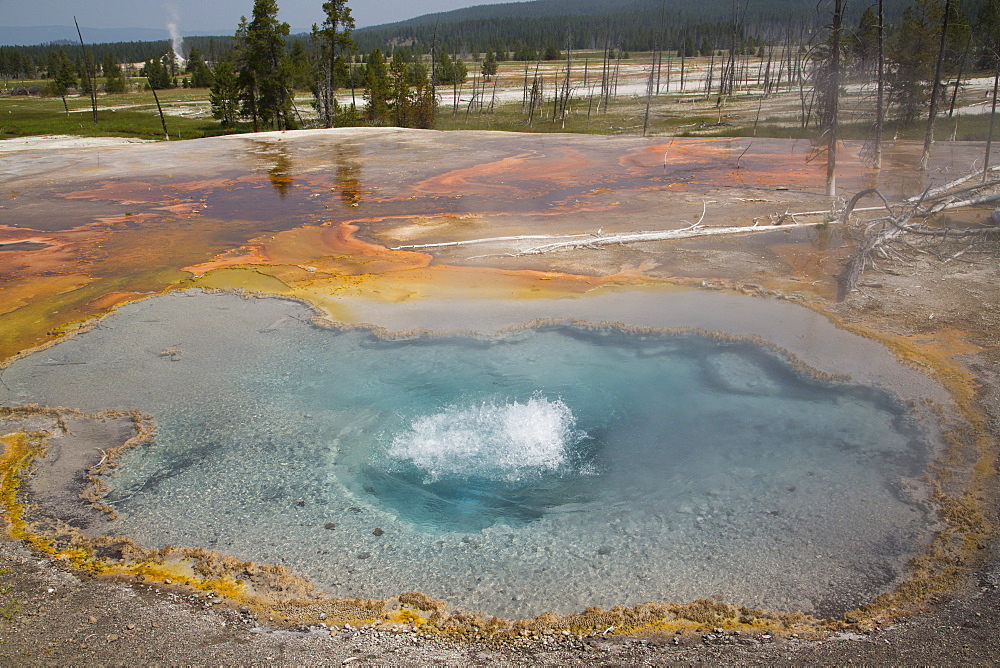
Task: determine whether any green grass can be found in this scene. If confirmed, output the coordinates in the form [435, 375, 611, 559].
[0, 88, 249, 140]
[5, 84, 1000, 144]
[0, 598, 20, 622]
[0, 583, 20, 623]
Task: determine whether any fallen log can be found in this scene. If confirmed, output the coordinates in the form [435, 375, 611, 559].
[490, 220, 833, 257]
[395, 201, 852, 258]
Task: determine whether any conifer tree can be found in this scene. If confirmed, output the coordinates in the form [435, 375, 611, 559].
[312, 0, 357, 127]
[389, 50, 412, 127]
[288, 40, 314, 91]
[210, 60, 241, 126]
[888, 0, 964, 125]
[49, 50, 77, 113]
[77, 55, 95, 95]
[186, 47, 215, 88]
[103, 52, 127, 93]
[481, 49, 498, 80]
[237, 0, 294, 132]
[436, 49, 455, 85]
[363, 48, 390, 124]
[141, 56, 173, 89]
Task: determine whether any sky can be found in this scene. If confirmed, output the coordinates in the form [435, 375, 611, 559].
[0, 0, 483, 33]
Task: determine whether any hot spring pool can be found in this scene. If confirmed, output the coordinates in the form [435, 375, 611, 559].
[0, 290, 940, 618]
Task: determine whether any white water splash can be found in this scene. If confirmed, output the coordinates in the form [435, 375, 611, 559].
[388, 395, 581, 482]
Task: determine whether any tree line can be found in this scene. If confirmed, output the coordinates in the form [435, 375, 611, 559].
[351, 0, 926, 57]
[6, 0, 1000, 150]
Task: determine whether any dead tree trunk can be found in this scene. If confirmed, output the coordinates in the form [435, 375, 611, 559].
[706, 50, 715, 98]
[643, 54, 656, 136]
[948, 31, 972, 118]
[147, 78, 169, 140]
[680, 43, 686, 91]
[874, 0, 885, 169]
[826, 0, 843, 197]
[74, 16, 98, 125]
[985, 68, 1000, 182]
[521, 62, 529, 113]
[919, 0, 952, 172]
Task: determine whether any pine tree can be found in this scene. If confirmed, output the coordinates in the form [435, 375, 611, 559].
[103, 51, 127, 93]
[682, 34, 696, 58]
[363, 48, 390, 124]
[389, 50, 412, 127]
[481, 49, 498, 80]
[312, 0, 357, 127]
[49, 50, 77, 113]
[436, 49, 455, 85]
[77, 56, 94, 95]
[287, 40, 313, 91]
[237, 0, 294, 132]
[410, 70, 436, 129]
[141, 56, 173, 89]
[187, 47, 215, 88]
[851, 6, 879, 74]
[210, 60, 241, 126]
[45, 50, 59, 79]
[888, 0, 963, 124]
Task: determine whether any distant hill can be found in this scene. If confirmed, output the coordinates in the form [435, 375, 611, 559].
[353, 0, 952, 54]
[0, 25, 224, 48]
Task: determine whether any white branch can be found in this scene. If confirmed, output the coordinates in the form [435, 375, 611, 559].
[906, 166, 1000, 203]
[395, 199, 848, 258]
[496, 219, 833, 257]
[937, 191, 1000, 210]
[391, 233, 598, 251]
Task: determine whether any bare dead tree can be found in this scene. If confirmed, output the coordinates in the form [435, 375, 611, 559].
[984, 69, 1000, 182]
[826, 0, 843, 197]
[74, 16, 98, 125]
[679, 37, 686, 91]
[706, 49, 715, 99]
[874, 0, 885, 169]
[560, 29, 573, 125]
[643, 53, 656, 136]
[837, 175, 1000, 298]
[919, 0, 953, 171]
[948, 30, 972, 117]
[147, 77, 169, 140]
[521, 62, 529, 113]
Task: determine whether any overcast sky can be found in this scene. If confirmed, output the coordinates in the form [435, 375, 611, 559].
[0, 0, 481, 33]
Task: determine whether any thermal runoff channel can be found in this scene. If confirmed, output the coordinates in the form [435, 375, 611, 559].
[0, 291, 936, 619]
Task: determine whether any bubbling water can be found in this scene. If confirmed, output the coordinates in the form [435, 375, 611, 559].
[387, 394, 582, 482]
[0, 292, 940, 618]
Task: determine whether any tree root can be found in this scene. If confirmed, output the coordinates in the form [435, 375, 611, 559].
[838, 178, 1000, 300]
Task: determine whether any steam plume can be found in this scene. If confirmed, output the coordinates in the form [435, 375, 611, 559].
[165, 4, 186, 63]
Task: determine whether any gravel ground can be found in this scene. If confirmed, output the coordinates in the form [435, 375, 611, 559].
[1, 535, 999, 665]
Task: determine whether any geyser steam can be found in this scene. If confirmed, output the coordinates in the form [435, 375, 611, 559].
[165, 4, 185, 64]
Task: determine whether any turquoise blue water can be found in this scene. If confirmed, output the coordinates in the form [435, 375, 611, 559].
[0, 292, 937, 618]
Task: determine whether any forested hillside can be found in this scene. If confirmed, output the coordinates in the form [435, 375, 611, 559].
[1, 0, 987, 78]
[7, 36, 235, 69]
[352, 0, 946, 55]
